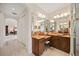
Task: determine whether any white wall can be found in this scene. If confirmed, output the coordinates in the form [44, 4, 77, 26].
[76, 20, 79, 45]
[5, 18, 17, 27]
[75, 4, 79, 50]
[70, 3, 76, 56]
[17, 17, 27, 44]
[75, 4, 79, 45]
[0, 12, 5, 46]
[17, 7, 32, 54]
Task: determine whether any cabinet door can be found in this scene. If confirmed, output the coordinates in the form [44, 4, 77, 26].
[49, 37, 54, 46]
[39, 39, 45, 55]
[32, 38, 35, 53]
[57, 37, 62, 49]
[60, 37, 70, 53]
[52, 36, 56, 47]
[60, 38, 66, 51]
[64, 38, 70, 53]
[32, 38, 39, 55]
[53, 36, 61, 49]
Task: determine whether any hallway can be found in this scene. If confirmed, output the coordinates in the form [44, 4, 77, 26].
[0, 3, 29, 56]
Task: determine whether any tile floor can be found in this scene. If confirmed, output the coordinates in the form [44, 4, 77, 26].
[41, 47, 69, 56]
[76, 45, 79, 56]
[0, 40, 69, 56]
[0, 40, 27, 56]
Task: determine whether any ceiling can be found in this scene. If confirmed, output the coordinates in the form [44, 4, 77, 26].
[0, 3, 26, 19]
[0, 3, 70, 19]
[35, 3, 70, 13]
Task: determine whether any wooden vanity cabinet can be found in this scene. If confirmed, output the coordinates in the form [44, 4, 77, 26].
[32, 38, 45, 56]
[39, 39, 45, 55]
[32, 33, 70, 56]
[60, 37, 70, 53]
[49, 36, 70, 53]
[49, 36, 61, 49]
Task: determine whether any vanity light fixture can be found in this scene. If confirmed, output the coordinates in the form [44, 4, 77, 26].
[50, 20, 54, 22]
[38, 13, 42, 17]
[53, 15, 60, 19]
[37, 20, 44, 23]
[38, 12, 46, 18]
[53, 16, 57, 19]
[60, 14, 64, 17]
[42, 15, 46, 18]
[56, 15, 60, 18]
[53, 12, 70, 19]
[64, 13, 69, 16]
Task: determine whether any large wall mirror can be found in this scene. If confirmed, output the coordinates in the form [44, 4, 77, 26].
[59, 22, 69, 33]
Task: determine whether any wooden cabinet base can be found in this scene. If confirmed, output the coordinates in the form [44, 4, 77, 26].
[32, 38, 45, 56]
[32, 33, 70, 56]
[49, 36, 70, 53]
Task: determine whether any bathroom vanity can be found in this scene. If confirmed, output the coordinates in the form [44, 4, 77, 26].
[32, 32, 70, 56]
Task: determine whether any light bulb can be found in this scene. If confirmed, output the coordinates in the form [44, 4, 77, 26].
[64, 13, 68, 16]
[50, 20, 54, 22]
[60, 14, 64, 17]
[38, 13, 42, 17]
[56, 15, 60, 18]
[53, 16, 57, 19]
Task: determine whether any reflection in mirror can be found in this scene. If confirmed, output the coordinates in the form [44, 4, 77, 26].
[32, 14, 70, 35]
[44, 20, 55, 32]
[49, 20, 55, 32]
[59, 22, 69, 33]
[32, 14, 46, 34]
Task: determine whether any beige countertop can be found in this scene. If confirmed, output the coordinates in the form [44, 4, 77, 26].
[32, 32, 70, 40]
[32, 35, 51, 40]
[47, 32, 70, 38]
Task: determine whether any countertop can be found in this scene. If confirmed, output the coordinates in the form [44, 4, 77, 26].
[32, 32, 70, 40]
[47, 32, 70, 38]
[32, 35, 51, 40]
